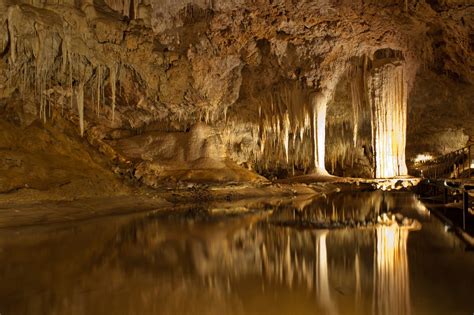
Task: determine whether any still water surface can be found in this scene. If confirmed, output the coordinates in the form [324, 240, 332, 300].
[0, 191, 473, 315]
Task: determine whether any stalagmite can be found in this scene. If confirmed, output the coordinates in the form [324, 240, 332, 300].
[77, 82, 85, 137]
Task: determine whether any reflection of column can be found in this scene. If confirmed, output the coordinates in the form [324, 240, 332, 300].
[284, 234, 294, 288]
[373, 226, 411, 315]
[315, 231, 336, 314]
[355, 251, 361, 305]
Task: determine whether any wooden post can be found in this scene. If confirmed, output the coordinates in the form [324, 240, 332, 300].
[469, 145, 472, 178]
[463, 190, 468, 231]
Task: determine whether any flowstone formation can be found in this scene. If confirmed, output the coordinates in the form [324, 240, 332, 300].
[368, 58, 408, 178]
[344, 50, 409, 178]
[0, 0, 472, 194]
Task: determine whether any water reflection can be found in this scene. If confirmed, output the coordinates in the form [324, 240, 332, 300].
[373, 226, 410, 315]
[315, 231, 336, 315]
[2, 192, 472, 315]
[271, 190, 402, 228]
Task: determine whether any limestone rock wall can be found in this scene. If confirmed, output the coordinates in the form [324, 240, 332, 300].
[0, 0, 472, 186]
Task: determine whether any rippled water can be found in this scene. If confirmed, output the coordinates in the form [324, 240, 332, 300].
[0, 191, 473, 315]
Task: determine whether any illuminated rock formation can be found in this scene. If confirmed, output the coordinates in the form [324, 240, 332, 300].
[346, 53, 409, 178]
[368, 59, 408, 178]
[0, 0, 472, 194]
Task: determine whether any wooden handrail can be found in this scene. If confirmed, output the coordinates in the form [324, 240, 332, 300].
[416, 144, 473, 179]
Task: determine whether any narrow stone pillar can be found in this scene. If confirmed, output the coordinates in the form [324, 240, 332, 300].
[310, 92, 329, 175]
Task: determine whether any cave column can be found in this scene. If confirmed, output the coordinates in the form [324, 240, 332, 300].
[368, 61, 408, 178]
[310, 92, 329, 174]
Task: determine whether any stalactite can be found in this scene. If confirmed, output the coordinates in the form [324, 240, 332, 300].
[350, 61, 366, 147]
[3, 7, 127, 140]
[77, 82, 85, 137]
[7, 9, 16, 64]
[69, 51, 73, 109]
[110, 64, 118, 121]
[96, 65, 102, 116]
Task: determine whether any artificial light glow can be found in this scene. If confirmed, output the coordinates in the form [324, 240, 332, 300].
[413, 154, 433, 164]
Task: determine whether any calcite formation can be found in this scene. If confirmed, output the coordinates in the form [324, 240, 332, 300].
[0, 0, 472, 192]
[368, 60, 408, 178]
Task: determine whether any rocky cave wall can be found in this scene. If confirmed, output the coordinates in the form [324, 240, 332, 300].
[0, 0, 472, 189]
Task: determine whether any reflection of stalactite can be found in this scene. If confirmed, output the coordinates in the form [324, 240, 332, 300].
[373, 226, 411, 315]
[108, 201, 417, 314]
[272, 190, 389, 225]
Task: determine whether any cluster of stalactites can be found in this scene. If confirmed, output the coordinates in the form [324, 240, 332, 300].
[104, 0, 149, 19]
[252, 82, 329, 175]
[321, 56, 373, 176]
[349, 56, 371, 148]
[9, 0, 148, 20]
[325, 124, 369, 175]
[368, 61, 408, 178]
[4, 12, 121, 137]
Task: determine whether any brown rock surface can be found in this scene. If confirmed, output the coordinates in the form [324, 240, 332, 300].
[0, 0, 472, 197]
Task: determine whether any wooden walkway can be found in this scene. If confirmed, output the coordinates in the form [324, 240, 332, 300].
[414, 144, 473, 179]
[413, 145, 473, 246]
